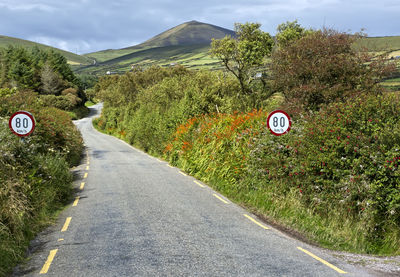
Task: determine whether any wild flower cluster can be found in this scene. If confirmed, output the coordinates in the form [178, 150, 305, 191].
[165, 109, 268, 189]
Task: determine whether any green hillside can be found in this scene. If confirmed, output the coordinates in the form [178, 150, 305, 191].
[80, 21, 233, 74]
[76, 44, 221, 75]
[0, 35, 93, 65]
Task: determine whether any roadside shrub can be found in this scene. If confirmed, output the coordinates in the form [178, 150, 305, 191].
[32, 107, 83, 165]
[40, 94, 82, 111]
[247, 93, 400, 254]
[0, 120, 74, 276]
[0, 90, 41, 117]
[271, 29, 396, 111]
[61, 87, 78, 97]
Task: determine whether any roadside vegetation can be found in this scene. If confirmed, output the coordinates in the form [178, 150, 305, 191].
[0, 47, 85, 276]
[94, 21, 400, 256]
[0, 46, 92, 119]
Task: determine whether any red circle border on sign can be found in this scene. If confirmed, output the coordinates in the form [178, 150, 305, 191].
[267, 110, 292, 136]
[8, 111, 36, 137]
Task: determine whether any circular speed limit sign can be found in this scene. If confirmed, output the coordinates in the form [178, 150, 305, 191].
[9, 111, 36, 137]
[267, 110, 291, 136]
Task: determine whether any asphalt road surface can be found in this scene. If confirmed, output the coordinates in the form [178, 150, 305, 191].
[13, 103, 382, 276]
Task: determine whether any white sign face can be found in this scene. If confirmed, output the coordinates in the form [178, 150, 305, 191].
[267, 110, 291, 136]
[9, 111, 35, 137]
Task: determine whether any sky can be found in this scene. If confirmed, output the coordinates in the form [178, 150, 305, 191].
[0, 0, 399, 54]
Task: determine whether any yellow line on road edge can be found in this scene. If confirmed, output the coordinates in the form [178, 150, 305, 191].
[83, 173, 88, 178]
[194, 181, 205, 188]
[243, 214, 270, 230]
[297, 247, 347, 274]
[213, 194, 229, 204]
[80, 182, 85, 190]
[179, 171, 187, 176]
[72, 196, 80, 207]
[86, 166, 90, 170]
[61, 217, 72, 232]
[39, 249, 58, 274]
[167, 165, 174, 168]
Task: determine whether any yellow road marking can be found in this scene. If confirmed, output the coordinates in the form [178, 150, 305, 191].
[61, 217, 72, 232]
[83, 173, 88, 179]
[167, 164, 174, 168]
[179, 171, 187, 176]
[72, 196, 80, 207]
[243, 214, 270, 230]
[213, 194, 229, 204]
[87, 160, 90, 165]
[57, 238, 64, 242]
[86, 166, 89, 170]
[39, 249, 58, 274]
[194, 181, 205, 188]
[297, 247, 347, 274]
[80, 182, 85, 190]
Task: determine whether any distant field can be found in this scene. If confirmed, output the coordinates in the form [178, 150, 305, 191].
[354, 36, 400, 52]
[0, 35, 92, 65]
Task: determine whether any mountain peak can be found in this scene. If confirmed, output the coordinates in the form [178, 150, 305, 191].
[134, 21, 235, 48]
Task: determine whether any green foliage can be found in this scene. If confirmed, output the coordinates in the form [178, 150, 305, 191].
[0, 46, 88, 117]
[275, 20, 312, 47]
[95, 66, 244, 155]
[245, 93, 400, 254]
[0, 46, 81, 95]
[0, 91, 84, 275]
[271, 29, 396, 111]
[210, 22, 274, 96]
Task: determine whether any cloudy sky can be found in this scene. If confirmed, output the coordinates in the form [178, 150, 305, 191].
[0, 0, 399, 54]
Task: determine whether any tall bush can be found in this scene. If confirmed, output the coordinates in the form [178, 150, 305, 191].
[271, 29, 396, 111]
[246, 93, 400, 253]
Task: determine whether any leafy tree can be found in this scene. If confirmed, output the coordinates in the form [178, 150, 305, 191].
[271, 29, 396, 111]
[275, 20, 312, 47]
[210, 23, 273, 97]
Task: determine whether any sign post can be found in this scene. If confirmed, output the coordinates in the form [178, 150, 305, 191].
[267, 110, 291, 136]
[9, 111, 36, 138]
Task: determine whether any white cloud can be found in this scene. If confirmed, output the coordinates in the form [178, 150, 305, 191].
[0, 0, 398, 53]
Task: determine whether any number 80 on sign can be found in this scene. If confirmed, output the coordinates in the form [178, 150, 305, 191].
[9, 111, 36, 137]
[267, 110, 291, 136]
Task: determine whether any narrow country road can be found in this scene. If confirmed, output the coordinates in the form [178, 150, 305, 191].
[13, 104, 380, 276]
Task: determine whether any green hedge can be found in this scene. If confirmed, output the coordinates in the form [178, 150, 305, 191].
[164, 93, 400, 255]
[0, 91, 83, 276]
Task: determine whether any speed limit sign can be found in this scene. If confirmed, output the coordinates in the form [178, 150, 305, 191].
[9, 111, 36, 137]
[267, 110, 291, 136]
